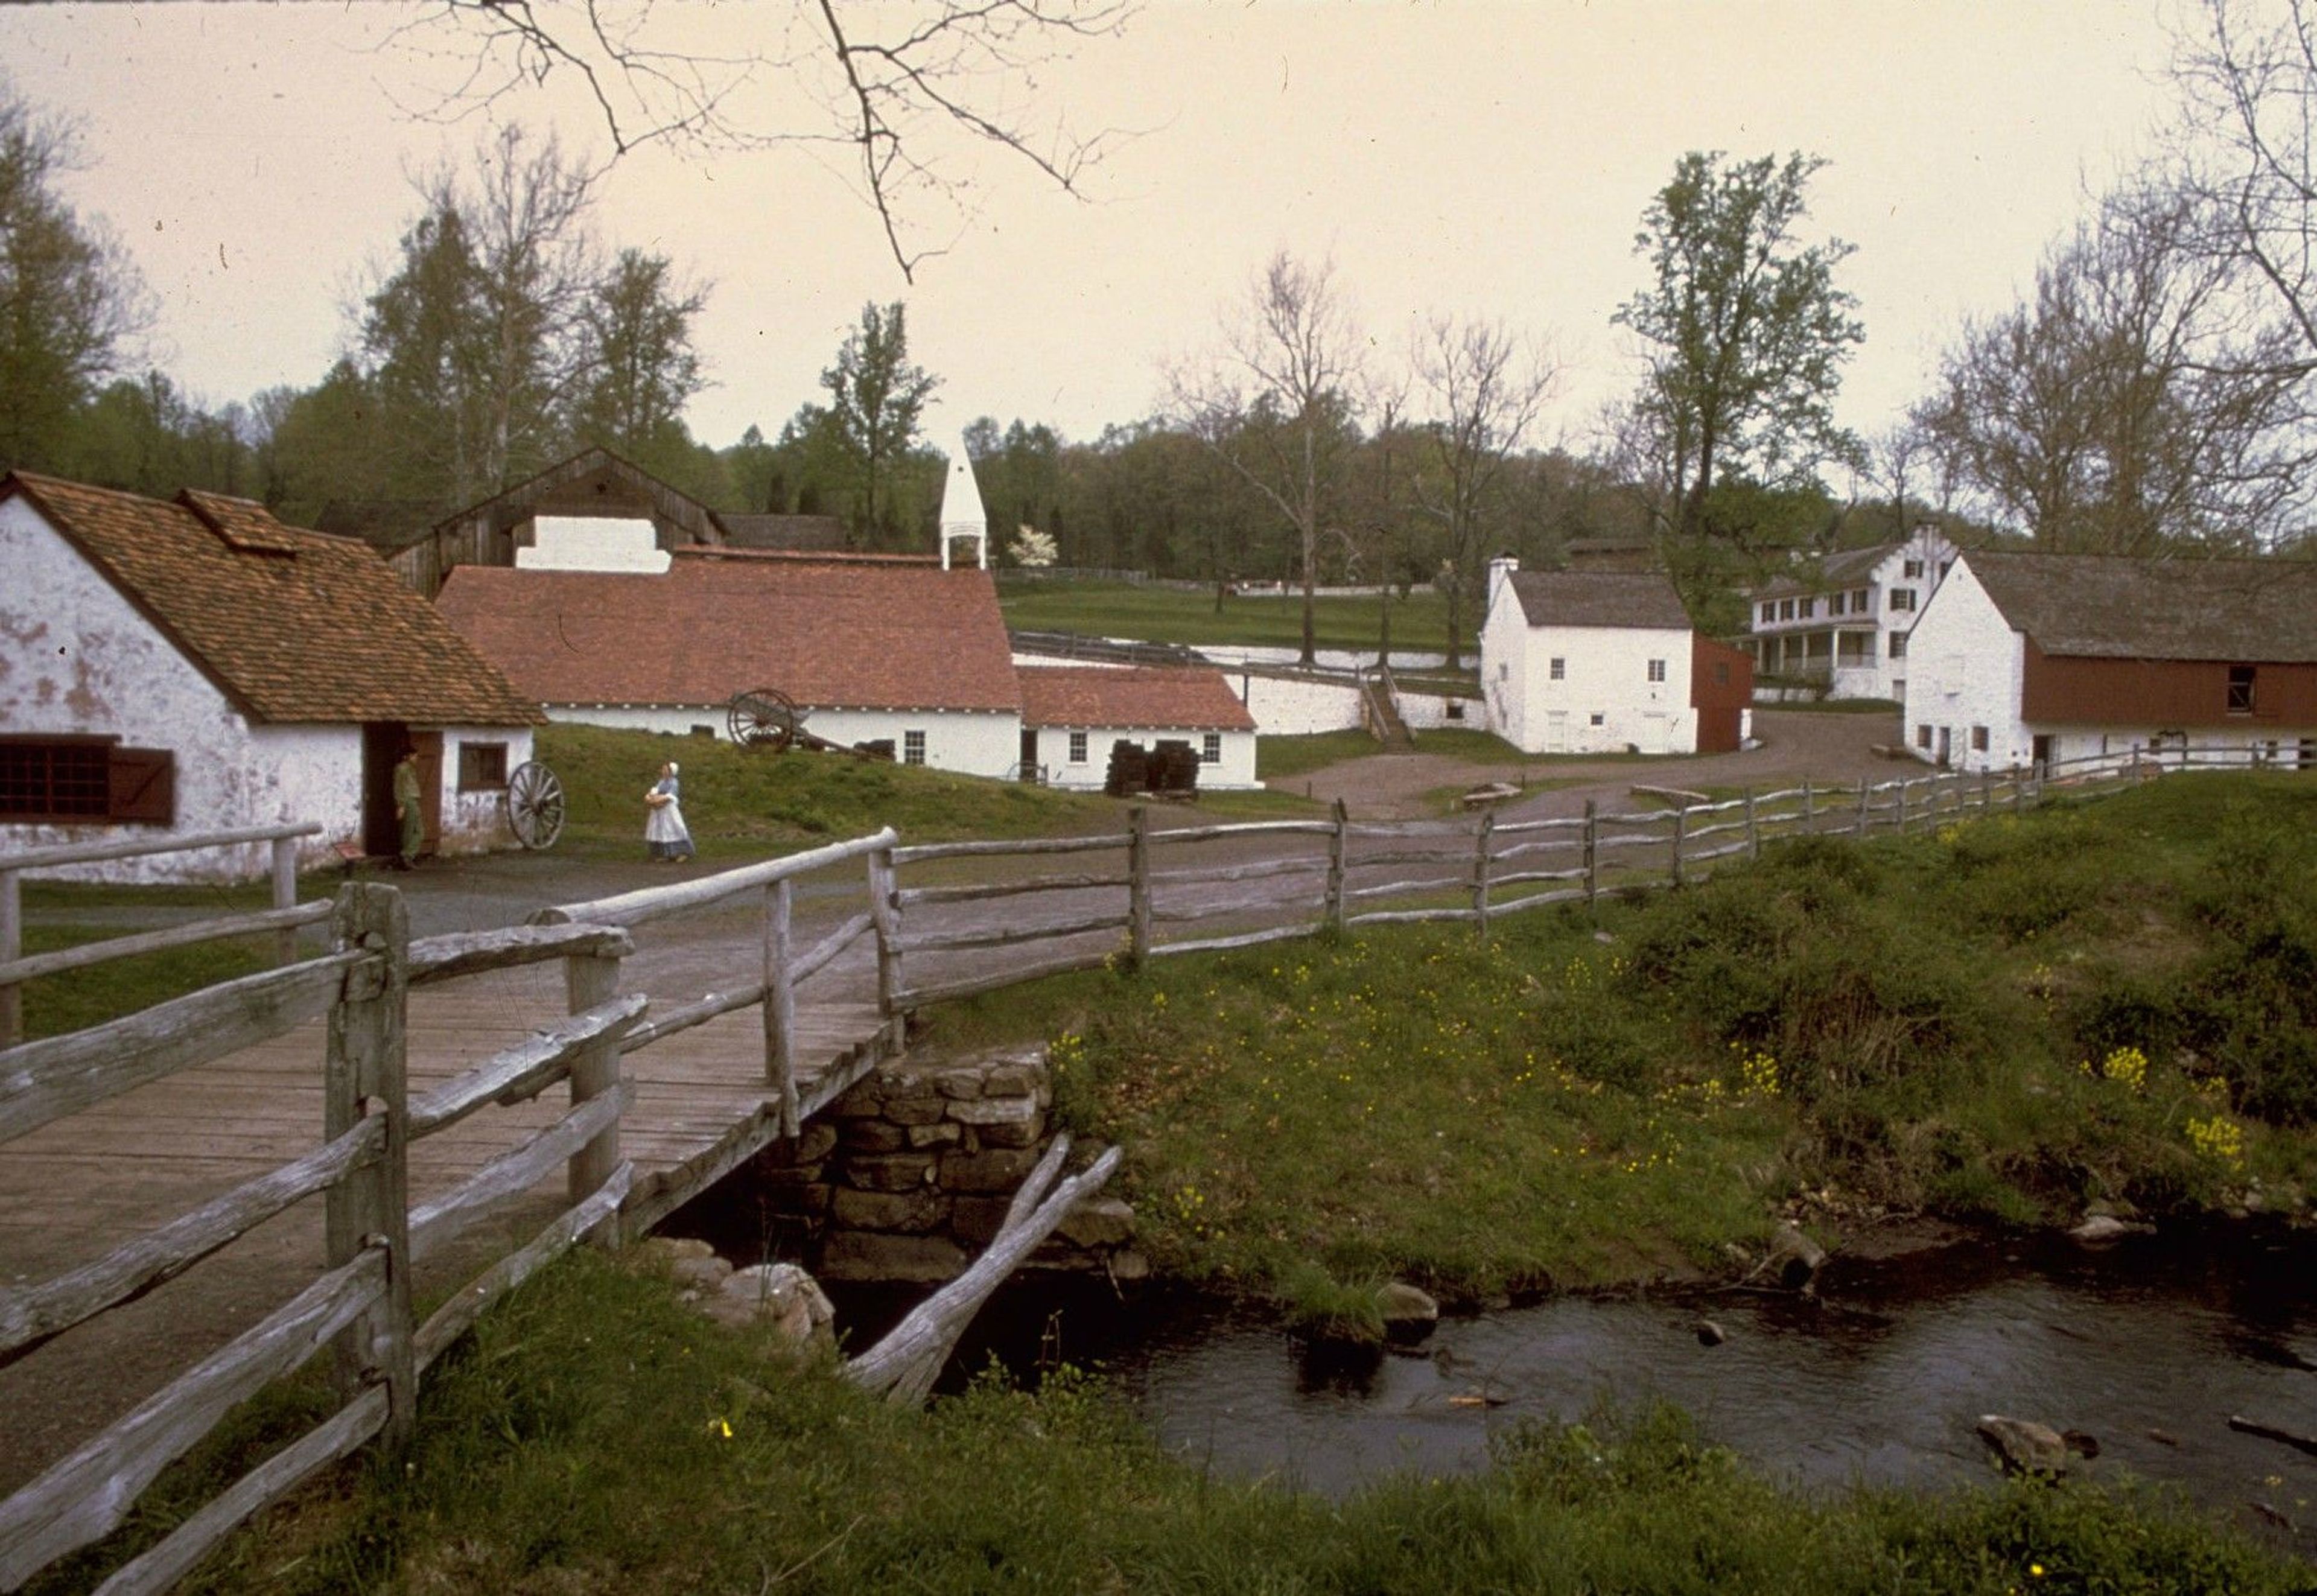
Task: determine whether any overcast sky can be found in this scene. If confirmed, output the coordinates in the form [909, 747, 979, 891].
[3, 2, 2181, 467]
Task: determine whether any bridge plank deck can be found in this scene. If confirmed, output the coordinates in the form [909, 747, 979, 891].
[0, 979, 885, 1496]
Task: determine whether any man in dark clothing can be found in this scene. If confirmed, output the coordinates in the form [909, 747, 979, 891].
[393, 748, 423, 871]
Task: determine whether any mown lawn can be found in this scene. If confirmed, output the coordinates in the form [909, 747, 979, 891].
[1000, 579, 1460, 655]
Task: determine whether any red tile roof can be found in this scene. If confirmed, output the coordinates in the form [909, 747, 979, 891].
[1018, 666, 1256, 732]
[436, 555, 1023, 713]
[5, 471, 542, 726]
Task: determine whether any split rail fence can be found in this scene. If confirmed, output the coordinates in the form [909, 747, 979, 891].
[0, 745, 2295, 1590]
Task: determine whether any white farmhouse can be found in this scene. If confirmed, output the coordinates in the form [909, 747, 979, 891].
[1742, 527, 1956, 701]
[1, 472, 542, 882]
[1480, 561, 1753, 755]
[1902, 550, 2317, 773]
[1018, 666, 1259, 790]
[439, 547, 1026, 777]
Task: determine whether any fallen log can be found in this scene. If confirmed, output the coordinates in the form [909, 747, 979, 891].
[845, 1133, 1122, 1406]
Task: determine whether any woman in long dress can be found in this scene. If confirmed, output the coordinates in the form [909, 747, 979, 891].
[644, 760, 694, 862]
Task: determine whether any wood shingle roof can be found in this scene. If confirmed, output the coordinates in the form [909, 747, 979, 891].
[1507, 570, 1694, 631]
[5, 471, 542, 726]
[1965, 550, 2317, 663]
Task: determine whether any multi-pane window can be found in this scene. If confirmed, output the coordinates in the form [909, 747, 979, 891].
[1852, 587, 1871, 610]
[1890, 632, 1908, 659]
[1202, 733, 1221, 763]
[1759, 602, 1775, 623]
[2228, 665, 2257, 714]
[1801, 597, 1817, 619]
[0, 740, 109, 818]
[1549, 657, 1565, 680]
[1068, 731, 1089, 763]
[1889, 588, 1916, 612]
[1779, 599, 1795, 620]
[1646, 658, 1667, 683]
[1828, 592, 1845, 616]
[1904, 559, 1924, 578]
[457, 742, 509, 790]
[0, 739, 174, 824]
[903, 730, 927, 766]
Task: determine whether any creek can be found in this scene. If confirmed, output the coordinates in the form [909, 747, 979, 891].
[835, 1222, 2317, 1521]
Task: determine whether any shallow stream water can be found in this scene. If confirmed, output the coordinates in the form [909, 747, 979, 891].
[836, 1222, 2317, 1526]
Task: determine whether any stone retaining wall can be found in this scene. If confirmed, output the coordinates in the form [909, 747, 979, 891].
[750, 1045, 1143, 1285]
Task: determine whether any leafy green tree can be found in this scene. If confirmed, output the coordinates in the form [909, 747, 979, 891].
[571, 247, 708, 475]
[1613, 151, 1864, 547]
[0, 83, 148, 471]
[821, 300, 939, 544]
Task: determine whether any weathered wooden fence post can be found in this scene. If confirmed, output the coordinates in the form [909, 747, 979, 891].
[1980, 771, 1993, 813]
[867, 841, 903, 1052]
[1472, 809, 1495, 938]
[323, 881, 415, 1456]
[1855, 779, 1870, 837]
[270, 835, 300, 965]
[0, 865, 19, 1050]
[563, 939, 625, 1216]
[764, 878, 800, 1136]
[1127, 806, 1152, 967]
[1744, 787, 1760, 858]
[1670, 805, 1688, 888]
[1802, 778, 1815, 836]
[1896, 779, 1909, 833]
[1324, 798, 1349, 935]
[1582, 800, 1599, 911]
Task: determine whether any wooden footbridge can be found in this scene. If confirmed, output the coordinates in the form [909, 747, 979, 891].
[0, 750, 2260, 1591]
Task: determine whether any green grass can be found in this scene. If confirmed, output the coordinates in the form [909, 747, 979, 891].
[918, 775, 2317, 1321]
[1769, 697, 1902, 716]
[1256, 727, 1529, 783]
[38, 1249, 2303, 1594]
[1001, 579, 1458, 654]
[17, 881, 291, 1041]
[539, 723, 1312, 860]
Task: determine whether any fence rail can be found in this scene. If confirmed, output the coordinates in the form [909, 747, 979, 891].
[0, 822, 321, 1050]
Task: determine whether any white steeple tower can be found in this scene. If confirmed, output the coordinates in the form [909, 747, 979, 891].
[937, 436, 988, 571]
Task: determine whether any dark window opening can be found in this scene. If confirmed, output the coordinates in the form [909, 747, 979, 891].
[903, 730, 927, 766]
[2227, 664, 2257, 714]
[1971, 725, 1989, 752]
[1202, 733, 1222, 763]
[458, 741, 509, 790]
[0, 737, 175, 824]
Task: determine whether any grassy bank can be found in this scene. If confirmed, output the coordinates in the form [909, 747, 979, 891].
[37, 1249, 2301, 1595]
[924, 775, 2317, 1326]
[1255, 726, 1527, 782]
[1000, 579, 1457, 655]
[539, 723, 1312, 859]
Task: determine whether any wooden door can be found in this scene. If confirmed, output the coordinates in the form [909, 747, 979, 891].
[412, 731, 443, 855]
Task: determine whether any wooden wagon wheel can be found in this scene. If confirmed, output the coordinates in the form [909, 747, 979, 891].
[503, 760, 567, 850]
[728, 687, 803, 749]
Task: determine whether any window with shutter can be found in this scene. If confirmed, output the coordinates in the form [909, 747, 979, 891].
[0, 739, 173, 824]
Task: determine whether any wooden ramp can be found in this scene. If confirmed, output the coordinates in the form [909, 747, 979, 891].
[0, 965, 889, 1494]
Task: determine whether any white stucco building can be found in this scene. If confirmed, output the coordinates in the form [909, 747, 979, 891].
[1018, 667, 1259, 790]
[1, 472, 541, 882]
[1743, 528, 1957, 701]
[1480, 561, 1752, 755]
[1902, 550, 2317, 774]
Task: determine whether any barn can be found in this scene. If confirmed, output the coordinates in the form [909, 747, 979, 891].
[1902, 550, 2317, 773]
[1, 472, 542, 882]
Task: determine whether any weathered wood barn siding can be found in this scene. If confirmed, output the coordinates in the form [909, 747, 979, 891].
[2023, 645, 2317, 728]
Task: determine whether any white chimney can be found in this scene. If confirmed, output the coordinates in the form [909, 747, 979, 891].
[1487, 553, 1519, 612]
